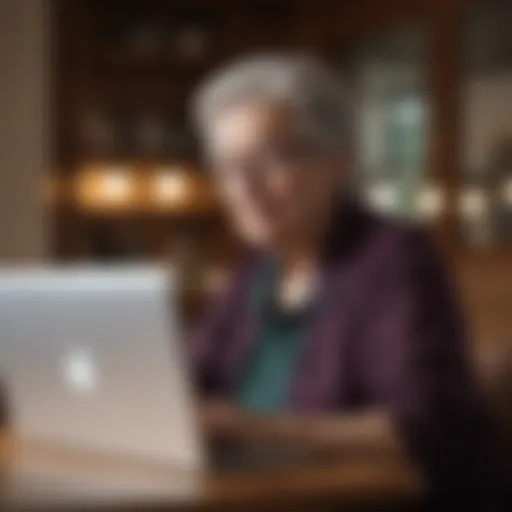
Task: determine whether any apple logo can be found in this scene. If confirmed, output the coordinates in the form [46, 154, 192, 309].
[61, 348, 98, 394]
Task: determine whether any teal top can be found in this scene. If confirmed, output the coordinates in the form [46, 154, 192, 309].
[236, 262, 310, 413]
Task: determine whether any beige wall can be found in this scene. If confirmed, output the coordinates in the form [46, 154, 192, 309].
[0, 0, 49, 261]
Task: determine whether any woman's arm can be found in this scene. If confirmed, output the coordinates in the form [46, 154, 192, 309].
[361, 231, 507, 508]
[202, 399, 401, 457]
[241, 409, 400, 455]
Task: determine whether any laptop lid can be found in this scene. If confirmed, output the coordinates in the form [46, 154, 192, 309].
[0, 266, 204, 471]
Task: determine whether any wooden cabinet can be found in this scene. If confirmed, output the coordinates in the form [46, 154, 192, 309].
[51, 0, 511, 331]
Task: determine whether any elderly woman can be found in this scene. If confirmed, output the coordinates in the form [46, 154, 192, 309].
[189, 55, 505, 509]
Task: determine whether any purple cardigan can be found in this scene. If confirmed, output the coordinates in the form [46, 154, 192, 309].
[188, 202, 506, 507]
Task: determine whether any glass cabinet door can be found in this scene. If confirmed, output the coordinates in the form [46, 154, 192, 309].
[335, 27, 438, 223]
[462, 0, 512, 249]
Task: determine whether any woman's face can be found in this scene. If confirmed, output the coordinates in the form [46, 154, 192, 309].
[207, 101, 347, 250]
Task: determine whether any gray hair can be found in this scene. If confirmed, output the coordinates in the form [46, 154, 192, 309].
[191, 54, 354, 151]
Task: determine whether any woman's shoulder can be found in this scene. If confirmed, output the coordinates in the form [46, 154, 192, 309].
[332, 202, 440, 268]
[363, 210, 455, 304]
[327, 203, 451, 301]
[370, 213, 440, 264]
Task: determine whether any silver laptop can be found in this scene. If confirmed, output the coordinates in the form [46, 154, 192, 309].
[0, 266, 204, 472]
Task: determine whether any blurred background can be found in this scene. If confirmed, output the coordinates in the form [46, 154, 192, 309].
[0, 0, 510, 383]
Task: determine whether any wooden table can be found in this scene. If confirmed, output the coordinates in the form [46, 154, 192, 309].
[0, 432, 424, 511]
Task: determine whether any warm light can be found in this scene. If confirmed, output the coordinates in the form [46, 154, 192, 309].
[365, 181, 397, 212]
[74, 166, 136, 210]
[101, 169, 133, 203]
[153, 170, 189, 204]
[417, 182, 445, 220]
[459, 187, 489, 218]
